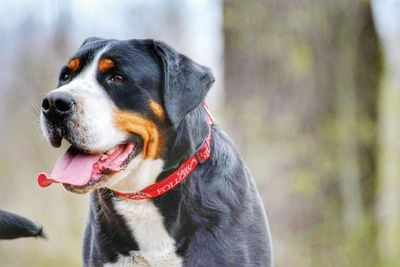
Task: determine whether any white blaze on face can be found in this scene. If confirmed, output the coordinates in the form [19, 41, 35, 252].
[41, 46, 127, 153]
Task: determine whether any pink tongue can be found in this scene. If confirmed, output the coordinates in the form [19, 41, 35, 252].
[49, 146, 102, 186]
[38, 143, 136, 188]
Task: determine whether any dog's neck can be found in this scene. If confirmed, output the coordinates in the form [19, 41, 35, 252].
[160, 105, 210, 177]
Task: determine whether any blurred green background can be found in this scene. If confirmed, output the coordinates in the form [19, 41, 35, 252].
[1, 0, 400, 266]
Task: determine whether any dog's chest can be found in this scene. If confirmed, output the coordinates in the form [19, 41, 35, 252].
[109, 198, 182, 267]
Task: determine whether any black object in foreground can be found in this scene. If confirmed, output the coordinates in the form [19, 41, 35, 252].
[0, 210, 45, 240]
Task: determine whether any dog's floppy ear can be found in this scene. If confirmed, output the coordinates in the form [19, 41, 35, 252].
[152, 41, 215, 126]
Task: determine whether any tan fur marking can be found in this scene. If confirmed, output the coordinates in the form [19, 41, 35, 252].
[149, 99, 165, 119]
[67, 58, 80, 72]
[114, 109, 163, 159]
[99, 58, 115, 72]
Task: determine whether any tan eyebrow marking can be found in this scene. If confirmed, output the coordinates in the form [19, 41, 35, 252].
[67, 58, 80, 72]
[149, 99, 165, 119]
[98, 58, 115, 72]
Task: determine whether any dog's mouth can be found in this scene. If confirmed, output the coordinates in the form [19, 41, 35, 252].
[38, 142, 138, 192]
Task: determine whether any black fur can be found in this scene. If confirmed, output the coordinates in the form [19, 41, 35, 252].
[83, 192, 139, 266]
[56, 38, 273, 266]
[0, 210, 45, 240]
[153, 41, 215, 126]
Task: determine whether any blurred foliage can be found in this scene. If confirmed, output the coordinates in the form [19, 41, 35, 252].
[223, 0, 392, 266]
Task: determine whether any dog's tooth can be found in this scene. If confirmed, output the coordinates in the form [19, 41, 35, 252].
[100, 154, 108, 161]
[107, 147, 117, 155]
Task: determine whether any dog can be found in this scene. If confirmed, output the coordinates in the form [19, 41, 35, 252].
[0, 209, 44, 240]
[39, 38, 273, 266]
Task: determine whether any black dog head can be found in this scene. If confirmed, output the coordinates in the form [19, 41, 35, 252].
[40, 38, 214, 194]
[0, 210, 45, 240]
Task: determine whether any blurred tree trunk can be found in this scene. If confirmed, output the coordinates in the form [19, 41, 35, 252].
[334, 1, 364, 230]
[376, 35, 400, 266]
[223, 1, 381, 266]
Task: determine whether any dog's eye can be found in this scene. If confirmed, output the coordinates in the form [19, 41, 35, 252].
[61, 73, 70, 81]
[59, 71, 71, 82]
[108, 74, 125, 85]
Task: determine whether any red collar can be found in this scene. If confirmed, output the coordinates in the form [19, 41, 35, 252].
[113, 104, 214, 200]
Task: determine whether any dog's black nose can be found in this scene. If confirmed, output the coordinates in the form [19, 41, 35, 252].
[41, 91, 75, 120]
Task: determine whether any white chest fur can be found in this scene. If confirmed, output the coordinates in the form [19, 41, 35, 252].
[108, 198, 183, 267]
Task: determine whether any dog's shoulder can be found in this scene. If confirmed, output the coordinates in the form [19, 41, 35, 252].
[155, 127, 273, 266]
